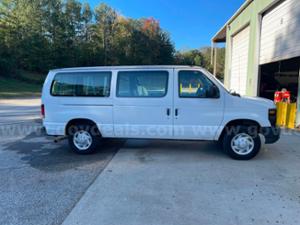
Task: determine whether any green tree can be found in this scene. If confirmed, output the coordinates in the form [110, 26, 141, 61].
[0, 0, 50, 73]
[201, 47, 225, 80]
[79, 2, 93, 66]
[174, 50, 204, 66]
[94, 3, 118, 65]
[82, 2, 92, 41]
[174, 47, 225, 80]
[0, 1, 176, 77]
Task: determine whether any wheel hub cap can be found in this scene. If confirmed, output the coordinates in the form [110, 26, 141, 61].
[231, 133, 255, 155]
[73, 130, 92, 151]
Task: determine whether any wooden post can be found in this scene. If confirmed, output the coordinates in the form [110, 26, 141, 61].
[211, 42, 214, 65]
[296, 69, 300, 128]
[213, 47, 217, 76]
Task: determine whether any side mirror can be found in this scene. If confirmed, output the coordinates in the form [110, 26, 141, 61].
[207, 85, 219, 98]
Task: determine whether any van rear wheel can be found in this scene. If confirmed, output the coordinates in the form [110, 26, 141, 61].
[223, 126, 261, 160]
[67, 123, 100, 154]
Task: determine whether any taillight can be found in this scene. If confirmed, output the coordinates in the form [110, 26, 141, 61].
[41, 104, 45, 118]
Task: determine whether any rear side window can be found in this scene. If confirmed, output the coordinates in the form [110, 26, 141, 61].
[51, 72, 111, 97]
[117, 71, 168, 97]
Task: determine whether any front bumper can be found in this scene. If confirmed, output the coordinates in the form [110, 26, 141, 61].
[261, 126, 281, 144]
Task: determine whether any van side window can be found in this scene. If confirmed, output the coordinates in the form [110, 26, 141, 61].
[117, 71, 168, 97]
[179, 70, 219, 98]
[51, 72, 111, 97]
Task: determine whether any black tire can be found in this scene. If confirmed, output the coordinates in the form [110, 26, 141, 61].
[222, 126, 261, 160]
[67, 122, 101, 154]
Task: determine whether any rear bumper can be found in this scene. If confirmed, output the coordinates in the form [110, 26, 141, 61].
[261, 126, 281, 144]
[43, 122, 65, 136]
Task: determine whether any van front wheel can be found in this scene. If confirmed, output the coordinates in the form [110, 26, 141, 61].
[223, 126, 261, 160]
[67, 123, 100, 154]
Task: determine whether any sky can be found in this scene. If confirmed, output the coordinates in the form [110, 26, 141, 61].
[84, 0, 245, 50]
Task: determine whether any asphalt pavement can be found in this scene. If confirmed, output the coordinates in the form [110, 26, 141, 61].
[1, 98, 300, 225]
[0, 98, 41, 125]
[0, 98, 123, 225]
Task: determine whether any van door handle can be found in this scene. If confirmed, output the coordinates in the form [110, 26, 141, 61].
[166, 108, 170, 116]
[175, 108, 178, 116]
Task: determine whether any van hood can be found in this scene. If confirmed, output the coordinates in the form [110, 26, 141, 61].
[241, 96, 275, 108]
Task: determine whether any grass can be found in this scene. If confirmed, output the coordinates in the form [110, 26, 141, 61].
[0, 76, 43, 98]
[19, 70, 46, 83]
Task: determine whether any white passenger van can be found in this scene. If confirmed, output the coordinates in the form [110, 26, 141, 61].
[42, 66, 280, 160]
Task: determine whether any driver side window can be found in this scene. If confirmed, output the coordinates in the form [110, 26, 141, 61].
[178, 70, 219, 98]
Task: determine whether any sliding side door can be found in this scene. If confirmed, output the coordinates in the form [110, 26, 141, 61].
[113, 69, 173, 139]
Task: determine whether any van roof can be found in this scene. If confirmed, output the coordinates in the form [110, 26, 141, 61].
[50, 65, 202, 72]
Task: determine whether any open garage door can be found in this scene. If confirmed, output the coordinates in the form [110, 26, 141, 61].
[259, 0, 300, 102]
[230, 26, 250, 95]
[260, 0, 300, 65]
[259, 57, 299, 102]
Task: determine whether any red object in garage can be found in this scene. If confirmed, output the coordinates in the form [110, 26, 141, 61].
[274, 91, 283, 103]
[274, 90, 291, 103]
[282, 91, 291, 103]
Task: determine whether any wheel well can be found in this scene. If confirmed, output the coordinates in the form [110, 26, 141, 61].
[65, 119, 100, 136]
[218, 119, 261, 141]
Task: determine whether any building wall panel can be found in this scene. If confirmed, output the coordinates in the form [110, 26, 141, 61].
[260, 0, 300, 64]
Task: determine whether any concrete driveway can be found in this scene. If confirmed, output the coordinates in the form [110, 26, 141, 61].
[62, 136, 300, 225]
[1, 98, 300, 225]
